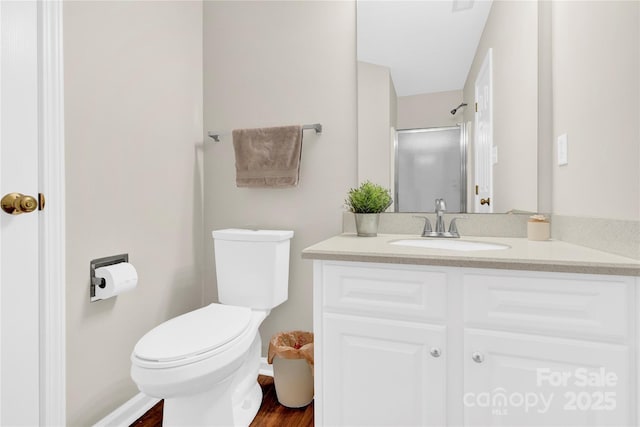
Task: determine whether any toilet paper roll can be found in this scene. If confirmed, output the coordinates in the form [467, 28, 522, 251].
[94, 262, 138, 300]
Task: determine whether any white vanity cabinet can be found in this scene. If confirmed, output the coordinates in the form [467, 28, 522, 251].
[462, 270, 634, 426]
[314, 261, 448, 426]
[463, 329, 630, 426]
[312, 260, 638, 427]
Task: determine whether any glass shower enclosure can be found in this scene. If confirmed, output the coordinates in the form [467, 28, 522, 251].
[395, 126, 467, 213]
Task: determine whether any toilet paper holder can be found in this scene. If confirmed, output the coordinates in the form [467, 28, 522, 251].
[90, 253, 128, 302]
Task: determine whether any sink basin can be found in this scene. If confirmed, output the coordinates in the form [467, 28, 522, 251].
[390, 239, 510, 252]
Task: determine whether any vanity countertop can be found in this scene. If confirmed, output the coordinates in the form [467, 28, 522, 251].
[301, 234, 640, 276]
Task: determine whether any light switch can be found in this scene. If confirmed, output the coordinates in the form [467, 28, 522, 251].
[557, 133, 568, 166]
[491, 146, 498, 165]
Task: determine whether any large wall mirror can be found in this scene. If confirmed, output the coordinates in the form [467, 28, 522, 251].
[357, 0, 543, 214]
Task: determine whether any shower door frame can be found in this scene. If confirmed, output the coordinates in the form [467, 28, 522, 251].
[394, 125, 467, 213]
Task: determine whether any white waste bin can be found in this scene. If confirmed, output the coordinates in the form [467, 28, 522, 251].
[268, 331, 314, 408]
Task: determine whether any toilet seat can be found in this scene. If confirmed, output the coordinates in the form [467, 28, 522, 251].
[133, 303, 252, 368]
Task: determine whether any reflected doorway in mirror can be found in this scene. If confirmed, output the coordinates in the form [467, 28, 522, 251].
[474, 48, 493, 213]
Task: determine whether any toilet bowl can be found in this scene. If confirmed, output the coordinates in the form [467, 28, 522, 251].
[131, 304, 268, 426]
[130, 229, 293, 426]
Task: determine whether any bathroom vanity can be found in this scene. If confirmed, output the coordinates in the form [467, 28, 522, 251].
[302, 235, 640, 427]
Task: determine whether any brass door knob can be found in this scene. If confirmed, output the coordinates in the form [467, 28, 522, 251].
[480, 197, 491, 206]
[1, 192, 38, 215]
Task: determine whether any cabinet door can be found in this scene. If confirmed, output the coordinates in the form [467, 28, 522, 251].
[323, 313, 446, 426]
[464, 329, 631, 426]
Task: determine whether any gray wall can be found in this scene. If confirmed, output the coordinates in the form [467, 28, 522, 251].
[463, 0, 539, 213]
[203, 1, 357, 355]
[551, 1, 639, 221]
[397, 90, 463, 130]
[357, 61, 396, 189]
[64, 1, 204, 425]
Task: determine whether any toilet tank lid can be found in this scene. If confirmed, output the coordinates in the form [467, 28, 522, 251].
[212, 229, 294, 242]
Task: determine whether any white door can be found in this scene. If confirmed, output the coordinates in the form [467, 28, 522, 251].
[474, 49, 493, 213]
[0, 2, 41, 424]
[323, 313, 446, 426]
[464, 329, 631, 426]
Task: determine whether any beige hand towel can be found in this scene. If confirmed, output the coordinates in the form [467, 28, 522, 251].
[232, 125, 303, 188]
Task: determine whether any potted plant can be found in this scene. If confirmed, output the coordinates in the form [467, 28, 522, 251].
[345, 181, 393, 237]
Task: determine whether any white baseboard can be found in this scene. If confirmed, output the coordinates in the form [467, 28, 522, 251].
[93, 393, 160, 427]
[259, 356, 273, 377]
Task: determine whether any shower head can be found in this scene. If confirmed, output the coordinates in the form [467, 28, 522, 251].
[450, 103, 468, 115]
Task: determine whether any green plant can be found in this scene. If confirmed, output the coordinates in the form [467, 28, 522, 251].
[345, 181, 393, 214]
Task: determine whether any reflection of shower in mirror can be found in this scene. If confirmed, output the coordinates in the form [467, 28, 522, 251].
[450, 103, 468, 115]
[395, 127, 466, 213]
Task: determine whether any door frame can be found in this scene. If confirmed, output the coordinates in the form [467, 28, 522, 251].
[473, 48, 493, 213]
[38, 1, 65, 424]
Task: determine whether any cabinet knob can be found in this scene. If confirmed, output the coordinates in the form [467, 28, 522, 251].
[472, 352, 484, 363]
[430, 348, 441, 358]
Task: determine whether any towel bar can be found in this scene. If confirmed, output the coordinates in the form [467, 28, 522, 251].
[207, 123, 322, 143]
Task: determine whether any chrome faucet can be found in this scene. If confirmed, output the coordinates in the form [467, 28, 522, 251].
[435, 198, 447, 233]
[414, 198, 463, 238]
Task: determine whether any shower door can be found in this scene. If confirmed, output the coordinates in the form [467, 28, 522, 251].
[395, 127, 466, 212]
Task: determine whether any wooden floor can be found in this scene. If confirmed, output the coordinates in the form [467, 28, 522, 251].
[130, 375, 313, 427]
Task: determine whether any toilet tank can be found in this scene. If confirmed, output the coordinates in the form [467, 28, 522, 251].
[212, 229, 294, 309]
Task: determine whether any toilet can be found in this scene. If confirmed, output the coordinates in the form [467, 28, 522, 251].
[130, 229, 294, 426]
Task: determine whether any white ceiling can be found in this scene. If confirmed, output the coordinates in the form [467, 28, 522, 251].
[357, 0, 493, 97]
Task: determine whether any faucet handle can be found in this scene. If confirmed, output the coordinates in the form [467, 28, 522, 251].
[413, 215, 432, 234]
[448, 216, 466, 236]
[435, 198, 447, 212]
